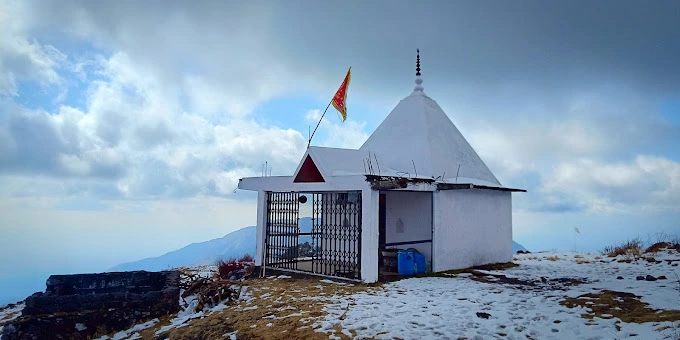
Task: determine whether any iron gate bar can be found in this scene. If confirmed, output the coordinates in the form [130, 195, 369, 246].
[265, 191, 361, 280]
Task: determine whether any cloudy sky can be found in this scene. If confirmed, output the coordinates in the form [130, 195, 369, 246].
[1, 0, 679, 303]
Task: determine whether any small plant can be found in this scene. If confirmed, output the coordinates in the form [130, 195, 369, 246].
[545, 256, 561, 261]
[216, 254, 255, 280]
[217, 258, 243, 279]
[603, 238, 643, 258]
[238, 254, 255, 263]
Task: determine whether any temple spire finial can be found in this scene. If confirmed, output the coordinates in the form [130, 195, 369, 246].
[416, 49, 421, 76]
[414, 49, 424, 93]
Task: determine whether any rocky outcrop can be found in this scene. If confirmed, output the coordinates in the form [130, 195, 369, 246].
[2, 271, 180, 340]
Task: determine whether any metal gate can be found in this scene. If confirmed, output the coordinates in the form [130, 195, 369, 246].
[265, 191, 362, 280]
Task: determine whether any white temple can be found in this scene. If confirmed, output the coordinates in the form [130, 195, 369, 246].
[239, 51, 525, 283]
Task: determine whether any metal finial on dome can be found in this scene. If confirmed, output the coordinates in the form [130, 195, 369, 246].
[416, 49, 421, 76]
[414, 49, 424, 93]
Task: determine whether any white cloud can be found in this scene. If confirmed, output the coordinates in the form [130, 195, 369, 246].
[0, 0, 65, 96]
[0, 49, 307, 200]
[539, 156, 680, 213]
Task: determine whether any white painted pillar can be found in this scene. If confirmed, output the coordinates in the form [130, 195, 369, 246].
[360, 188, 379, 283]
[431, 191, 441, 272]
[255, 190, 266, 266]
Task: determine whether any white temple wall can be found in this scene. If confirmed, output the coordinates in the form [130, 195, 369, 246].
[432, 190, 512, 271]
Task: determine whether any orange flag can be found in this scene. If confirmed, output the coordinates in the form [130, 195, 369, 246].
[331, 67, 351, 122]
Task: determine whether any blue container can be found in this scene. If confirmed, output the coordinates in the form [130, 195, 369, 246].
[397, 250, 415, 276]
[414, 253, 426, 274]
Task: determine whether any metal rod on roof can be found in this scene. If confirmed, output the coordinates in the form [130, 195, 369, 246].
[307, 100, 333, 148]
[455, 164, 461, 183]
[374, 153, 381, 176]
[412, 160, 418, 178]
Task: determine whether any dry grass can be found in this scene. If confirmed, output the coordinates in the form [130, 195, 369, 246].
[575, 259, 591, 264]
[545, 256, 561, 261]
[560, 290, 680, 324]
[153, 277, 372, 340]
[471, 262, 520, 271]
[646, 242, 680, 253]
[603, 238, 644, 258]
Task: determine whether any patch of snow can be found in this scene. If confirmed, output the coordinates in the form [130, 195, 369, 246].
[210, 303, 228, 312]
[266, 323, 273, 327]
[239, 286, 253, 303]
[277, 275, 292, 279]
[94, 318, 158, 340]
[314, 249, 680, 339]
[319, 279, 346, 285]
[156, 297, 205, 336]
[223, 330, 238, 339]
[0, 303, 24, 324]
[75, 323, 87, 331]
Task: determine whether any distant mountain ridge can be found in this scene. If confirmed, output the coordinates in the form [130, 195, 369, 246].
[513, 241, 528, 253]
[109, 226, 256, 272]
[110, 220, 529, 272]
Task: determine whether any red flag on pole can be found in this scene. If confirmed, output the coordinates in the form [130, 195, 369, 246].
[331, 67, 351, 122]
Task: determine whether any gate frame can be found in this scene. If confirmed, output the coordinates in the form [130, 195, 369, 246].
[264, 190, 363, 281]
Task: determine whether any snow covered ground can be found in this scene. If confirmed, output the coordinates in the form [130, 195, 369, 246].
[3, 249, 679, 339]
[317, 250, 680, 339]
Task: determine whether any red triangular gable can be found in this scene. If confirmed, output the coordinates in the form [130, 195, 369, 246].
[294, 155, 325, 183]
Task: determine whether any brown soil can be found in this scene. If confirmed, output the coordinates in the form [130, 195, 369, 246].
[560, 290, 680, 323]
[148, 277, 373, 340]
[472, 262, 519, 271]
[468, 271, 537, 287]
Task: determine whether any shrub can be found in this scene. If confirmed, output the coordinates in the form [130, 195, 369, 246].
[217, 258, 243, 279]
[602, 238, 643, 258]
[216, 254, 255, 280]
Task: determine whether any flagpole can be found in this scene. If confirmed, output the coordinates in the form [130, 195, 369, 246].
[307, 98, 333, 148]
